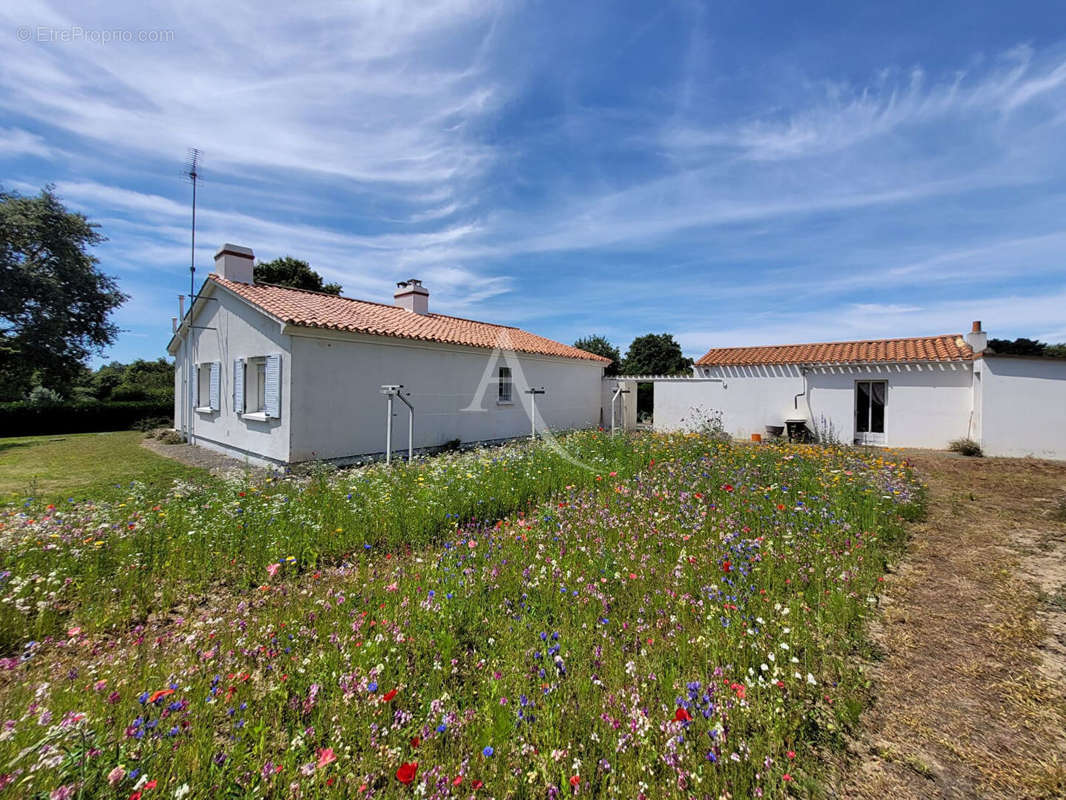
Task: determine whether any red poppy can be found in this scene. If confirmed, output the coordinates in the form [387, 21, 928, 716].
[570, 775, 581, 787]
[382, 689, 398, 702]
[130, 793, 141, 800]
[144, 781, 157, 790]
[674, 707, 692, 722]
[722, 561, 732, 573]
[472, 781, 483, 790]
[722, 483, 734, 492]
[396, 762, 418, 784]
[147, 689, 174, 704]
[410, 736, 421, 748]
[452, 776, 463, 786]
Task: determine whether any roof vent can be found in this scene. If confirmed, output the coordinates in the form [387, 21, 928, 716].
[394, 278, 429, 314]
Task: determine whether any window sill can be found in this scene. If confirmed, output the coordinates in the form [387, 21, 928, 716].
[195, 406, 215, 414]
[242, 412, 270, 422]
[496, 400, 513, 406]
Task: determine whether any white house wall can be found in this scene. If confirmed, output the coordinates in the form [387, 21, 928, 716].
[654, 362, 974, 448]
[805, 363, 973, 447]
[977, 356, 1066, 459]
[287, 331, 604, 462]
[172, 287, 293, 464]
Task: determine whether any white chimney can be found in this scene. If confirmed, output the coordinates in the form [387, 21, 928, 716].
[214, 243, 255, 284]
[394, 278, 429, 314]
[965, 320, 988, 354]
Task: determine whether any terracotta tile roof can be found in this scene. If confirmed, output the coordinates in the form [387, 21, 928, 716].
[210, 275, 610, 364]
[696, 334, 974, 367]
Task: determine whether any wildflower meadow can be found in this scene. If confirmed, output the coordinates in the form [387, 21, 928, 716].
[0, 432, 921, 799]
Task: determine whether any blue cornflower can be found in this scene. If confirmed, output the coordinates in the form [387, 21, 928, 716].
[482, 746, 494, 757]
[437, 723, 447, 733]
[368, 682, 378, 692]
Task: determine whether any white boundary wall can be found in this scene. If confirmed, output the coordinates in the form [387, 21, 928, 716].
[976, 355, 1066, 459]
[634, 362, 975, 449]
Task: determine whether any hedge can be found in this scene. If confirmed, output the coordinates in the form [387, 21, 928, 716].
[0, 401, 173, 436]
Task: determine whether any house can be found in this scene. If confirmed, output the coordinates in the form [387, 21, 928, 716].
[167, 244, 609, 466]
[615, 323, 1066, 459]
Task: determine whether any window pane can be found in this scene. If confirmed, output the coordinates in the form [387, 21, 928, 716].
[498, 367, 511, 402]
[870, 382, 886, 433]
[257, 364, 266, 412]
[855, 382, 870, 433]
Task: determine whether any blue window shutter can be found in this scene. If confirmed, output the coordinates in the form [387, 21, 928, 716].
[209, 362, 221, 411]
[233, 359, 245, 414]
[265, 354, 281, 418]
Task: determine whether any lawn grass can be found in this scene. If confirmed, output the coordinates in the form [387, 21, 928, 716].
[0, 431, 207, 504]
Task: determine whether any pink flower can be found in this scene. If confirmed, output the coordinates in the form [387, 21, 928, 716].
[107, 767, 125, 785]
[266, 563, 280, 578]
[317, 748, 336, 768]
[468, 540, 477, 548]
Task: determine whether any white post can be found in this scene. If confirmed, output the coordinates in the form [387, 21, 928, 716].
[385, 392, 393, 465]
[610, 384, 629, 435]
[382, 385, 414, 465]
[525, 387, 545, 441]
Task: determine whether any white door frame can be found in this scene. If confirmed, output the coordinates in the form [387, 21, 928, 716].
[854, 379, 887, 445]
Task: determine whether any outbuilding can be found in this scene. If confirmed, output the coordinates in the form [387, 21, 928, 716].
[167, 244, 608, 466]
[620, 324, 1066, 459]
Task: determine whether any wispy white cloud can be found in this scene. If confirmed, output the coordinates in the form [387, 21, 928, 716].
[0, 127, 56, 159]
[3, 3, 1065, 362]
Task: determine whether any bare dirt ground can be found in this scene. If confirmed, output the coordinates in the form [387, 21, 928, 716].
[840, 452, 1066, 799]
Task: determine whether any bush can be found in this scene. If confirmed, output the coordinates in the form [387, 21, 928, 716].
[948, 438, 983, 457]
[0, 401, 173, 436]
[131, 415, 172, 432]
[26, 385, 63, 407]
[156, 429, 185, 445]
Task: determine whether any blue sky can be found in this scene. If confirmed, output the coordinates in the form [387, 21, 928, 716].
[3, 0, 1066, 365]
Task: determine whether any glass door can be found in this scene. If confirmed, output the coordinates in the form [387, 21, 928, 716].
[855, 380, 887, 445]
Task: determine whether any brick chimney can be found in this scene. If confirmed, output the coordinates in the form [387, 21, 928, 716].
[965, 320, 988, 354]
[394, 278, 429, 314]
[214, 243, 255, 284]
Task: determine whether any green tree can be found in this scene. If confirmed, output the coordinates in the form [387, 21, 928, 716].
[78, 358, 174, 402]
[254, 256, 341, 294]
[0, 186, 127, 400]
[987, 337, 1047, 356]
[622, 333, 692, 376]
[574, 335, 621, 376]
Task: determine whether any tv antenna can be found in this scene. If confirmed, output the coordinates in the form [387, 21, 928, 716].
[183, 148, 202, 299]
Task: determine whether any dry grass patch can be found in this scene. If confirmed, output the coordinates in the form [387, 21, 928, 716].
[840, 452, 1066, 800]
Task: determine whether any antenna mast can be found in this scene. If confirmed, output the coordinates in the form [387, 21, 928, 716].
[184, 148, 201, 299]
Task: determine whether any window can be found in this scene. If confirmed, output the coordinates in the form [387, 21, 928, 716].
[238, 354, 281, 419]
[855, 380, 886, 442]
[196, 362, 219, 411]
[197, 364, 211, 409]
[245, 357, 267, 414]
[497, 366, 512, 403]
